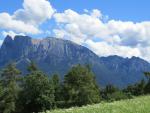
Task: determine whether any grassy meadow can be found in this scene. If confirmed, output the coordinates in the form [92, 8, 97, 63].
[44, 95, 150, 113]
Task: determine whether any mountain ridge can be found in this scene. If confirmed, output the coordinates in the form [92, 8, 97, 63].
[0, 35, 150, 87]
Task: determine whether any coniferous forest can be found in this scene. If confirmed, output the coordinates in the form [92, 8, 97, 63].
[0, 62, 150, 113]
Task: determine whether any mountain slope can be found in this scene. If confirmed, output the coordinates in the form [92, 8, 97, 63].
[0, 35, 150, 87]
[100, 56, 150, 86]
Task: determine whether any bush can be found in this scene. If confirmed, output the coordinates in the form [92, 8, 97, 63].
[108, 91, 130, 101]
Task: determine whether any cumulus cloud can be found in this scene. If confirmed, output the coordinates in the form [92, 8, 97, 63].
[91, 9, 102, 18]
[13, 0, 55, 25]
[53, 9, 150, 61]
[0, 13, 40, 34]
[53, 9, 105, 44]
[0, 0, 55, 34]
[85, 39, 141, 58]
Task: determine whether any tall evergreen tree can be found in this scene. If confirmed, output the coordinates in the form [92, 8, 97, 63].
[144, 72, 150, 94]
[51, 74, 63, 107]
[63, 64, 100, 106]
[136, 79, 146, 95]
[0, 64, 21, 113]
[52, 74, 61, 100]
[0, 81, 4, 112]
[27, 61, 38, 73]
[20, 63, 55, 113]
[105, 85, 118, 94]
[101, 84, 118, 101]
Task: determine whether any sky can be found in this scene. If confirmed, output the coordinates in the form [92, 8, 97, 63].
[0, 0, 150, 61]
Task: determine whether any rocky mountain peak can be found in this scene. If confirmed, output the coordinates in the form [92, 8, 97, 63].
[0, 35, 150, 87]
[2, 35, 13, 46]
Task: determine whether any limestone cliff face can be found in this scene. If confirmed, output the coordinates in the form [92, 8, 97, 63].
[0, 35, 150, 87]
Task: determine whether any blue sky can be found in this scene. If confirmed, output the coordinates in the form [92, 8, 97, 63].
[0, 0, 150, 61]
[53, 0, 150, 22]
[1, 0, 150, 22]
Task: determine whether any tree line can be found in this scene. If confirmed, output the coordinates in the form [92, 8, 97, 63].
[0, 62, 150, 113]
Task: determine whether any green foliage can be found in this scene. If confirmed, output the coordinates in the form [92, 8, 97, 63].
[0, 63, 149, 113]
[137, 80, 145, 95]
[101, 84, 132, 102]
[27, 61, 38, 72]
[20, 65, 55, 113]
[101, 84, 129, 101]
[123, 79, 146, 96]
[108, 91, 130, 101]
[51, 74, 63, 107]
[144, 80, 150, 94]
[52, 74, 60, 88]
[144, 72, 150, 78]
[63, 64, 100, 107]
[0, 64, 21, 113]
[101, 84, 118, 101]
[0, 63, 110, 112]
[105, 84, 118, 94]
[0, 81, 4, 112]
[144, 72, 150, 94]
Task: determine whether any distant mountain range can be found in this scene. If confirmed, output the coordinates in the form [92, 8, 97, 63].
[0, 35, 150, 87]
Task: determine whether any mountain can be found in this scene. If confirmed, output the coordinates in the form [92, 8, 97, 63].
[100, 56, 150, 86]
[0, 35, 150, 87]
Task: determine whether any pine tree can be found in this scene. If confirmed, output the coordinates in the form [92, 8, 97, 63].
[144, 72, 150, 94]
[51, 74, 63, 107]
[20, 63, 55, 113]
[51, 74, 61, 101]
[136, 79, 146, 95]
[64, 64, 100, 106]
[0, 64, 21, 113]
[27, 61, 38, 73]
[102, 84, 118, 101]
[0, 81, 4, 112]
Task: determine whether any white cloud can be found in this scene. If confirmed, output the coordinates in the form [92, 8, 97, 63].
[53, 9, 150, 61]
[0, 0, 55, 34]
[13, 0, 55, 25]
[53, 28, 87, 44]
[53, 9, 106, 44]
[138, 47, 150, 62]
[106, 20, 150, 47]
[0, 13, 40, 34]
[85, 39, 141, 58]
[91, 9, 102, 18]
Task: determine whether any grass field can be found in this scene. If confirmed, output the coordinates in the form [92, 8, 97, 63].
[44, 95, 150, 113]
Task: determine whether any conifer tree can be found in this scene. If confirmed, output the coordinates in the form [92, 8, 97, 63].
[64, 64, 100, 106]
[51, 74, 62, 107]
[144, 72, 150, 94]
[0, 64, 21, 113]
[20, 63, 55, 113]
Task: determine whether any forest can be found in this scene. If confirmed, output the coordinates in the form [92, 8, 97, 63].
[0, 62, 150, 113]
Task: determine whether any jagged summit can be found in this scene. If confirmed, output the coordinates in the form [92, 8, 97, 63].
[1, 35, 79, 47]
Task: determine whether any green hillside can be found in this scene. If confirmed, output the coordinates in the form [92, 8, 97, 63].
[44, 96, 150, 113]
